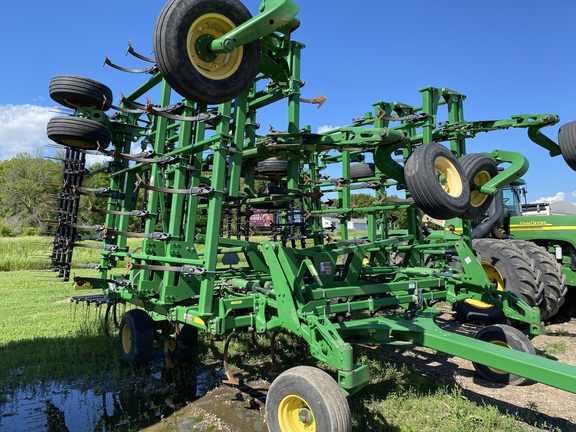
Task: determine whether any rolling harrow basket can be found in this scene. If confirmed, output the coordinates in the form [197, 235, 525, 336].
[47, 0, 576, 430]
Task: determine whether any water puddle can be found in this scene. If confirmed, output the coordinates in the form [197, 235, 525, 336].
[0, 366, 222, 432]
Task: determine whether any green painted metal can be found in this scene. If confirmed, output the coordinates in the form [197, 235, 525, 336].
[49, 0, 576, 407]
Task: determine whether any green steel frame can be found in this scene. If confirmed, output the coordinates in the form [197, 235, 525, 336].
[52, 0, 576, 401]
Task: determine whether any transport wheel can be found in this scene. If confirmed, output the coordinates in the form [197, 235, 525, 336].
[454, 239, 539, 326]
[49, 75, 113, 111]
[349, 162, 375, 179]
[153, 0, 260, 104]
[265, 366, 351, 432]
[164, 323, 199, 363]
[510, 240, 566, 321]
[256, 158, 288, 176]
[472, 324, 536, 385]
[558, 120, 576, 171]
[458, 153, 498, 220]
[47, 116, 112, 150]
[404, 143, 470, 219]
[119, 309, 154, 365]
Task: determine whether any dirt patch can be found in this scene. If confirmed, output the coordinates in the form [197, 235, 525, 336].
[144, 312, 576, 432]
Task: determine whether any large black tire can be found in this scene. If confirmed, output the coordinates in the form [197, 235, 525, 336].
[265, 366, 351, 432]
[472, 324, 536, 385]
[404, 143, 470, 219]
[350, 163, 375, 179]
[454, 239, 540, 326]
[458, 153, 498, 220]
[558, 120, 576, 171]
[49, 75, 113, 111]
[256, 158, 288, 176]
[119, 309, 154, 365]
[510, 240, 565, 321]
[153, 0, 261, 104]
[47, 116, 112, 150]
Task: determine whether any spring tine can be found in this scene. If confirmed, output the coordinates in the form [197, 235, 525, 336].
[126, 40, 156, 63]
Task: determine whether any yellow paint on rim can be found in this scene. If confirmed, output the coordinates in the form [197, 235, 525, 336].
[487, 340, 512, 374]
[121, 325, 132, 354]
[470, 169, 492, 207]
[278, 394, 315, 431]
[187, 13, 243, 80]
[434, 156, 463, 197]
[466, 261, 504, 309]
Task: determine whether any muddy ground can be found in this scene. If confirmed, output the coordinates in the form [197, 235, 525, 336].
[142, 309, 576, 432]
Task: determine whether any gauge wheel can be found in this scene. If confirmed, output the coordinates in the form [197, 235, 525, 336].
[265, 366, 351, 432]
[153, 0, 261, 104]
[164, 323, 199, 363]
[119, 309, 154, 365]
[404, 143, 470, 219]
[458, 153, 498, 220]
[49, 75, 113, 111]
[47, 116, 112, 150]
[472, 324, 536, 385]
[350, 163, 375, 180]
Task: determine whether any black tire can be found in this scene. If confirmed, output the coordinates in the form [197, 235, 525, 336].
[265, 366, 351, 432]
[404, 143, 470, 219]
[119, 309, 154, 365]
[165, 324, 199, 362]
[558, 120, 576, 171]
[49, 75, 113, 111]
[510, 240, 565, 321]
[350, 163, 375, 179]
[153, 0, 260, 104]
[458, 153, 498, 220]
[47, 116, 112, 150]
[256, 158, 288, 175]
[472, 324, 536, 385]
[455, 239, 539, 326]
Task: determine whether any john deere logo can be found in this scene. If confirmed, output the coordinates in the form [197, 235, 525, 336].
[518, 221, 549, 226]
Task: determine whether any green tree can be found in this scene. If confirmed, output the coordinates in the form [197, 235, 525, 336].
[350, 192, 407, 229]
[0, 152, 61, 235]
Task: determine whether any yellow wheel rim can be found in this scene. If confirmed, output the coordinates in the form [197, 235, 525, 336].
[434, 156, 463, 197]
[121, 325, 132, 354]
[466, 261, 504, 309]
[278, 394, 315, 431]
[469, 169, 492, 208]
[187, 13, 243, 80]
[487, 340, 512, 374]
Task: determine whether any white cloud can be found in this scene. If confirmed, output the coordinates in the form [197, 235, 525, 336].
[317, 124, 341, 134]
[0, 105, 57, 160]
[535, 192, 566, 203]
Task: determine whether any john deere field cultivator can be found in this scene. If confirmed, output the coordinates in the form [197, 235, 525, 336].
[47, 0, 576, 430]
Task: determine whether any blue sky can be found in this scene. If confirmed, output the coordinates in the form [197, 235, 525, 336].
[1, 0, 575, 204]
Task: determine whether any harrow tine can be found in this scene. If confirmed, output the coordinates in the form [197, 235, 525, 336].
[126, 40, 156, 63]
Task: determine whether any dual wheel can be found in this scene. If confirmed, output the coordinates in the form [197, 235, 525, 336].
[47, 75, 113, 150]
[454, 238, 567, 325]
[404, 143, 498, 220]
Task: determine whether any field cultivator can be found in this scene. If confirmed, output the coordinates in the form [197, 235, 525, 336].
[46, 0, 576, 430]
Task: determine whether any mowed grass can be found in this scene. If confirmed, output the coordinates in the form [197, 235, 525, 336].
[0, 237, 562, 431]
